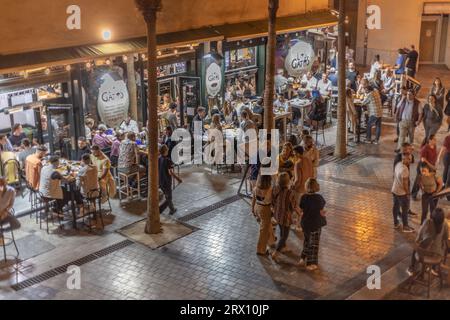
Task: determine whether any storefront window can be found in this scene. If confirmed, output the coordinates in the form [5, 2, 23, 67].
[225, 47, 257, 72]
[157, 62, 187, 78]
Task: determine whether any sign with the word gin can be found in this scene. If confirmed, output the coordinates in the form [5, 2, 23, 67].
[205, 62, 222, 97]
[97, 73, 130, 128]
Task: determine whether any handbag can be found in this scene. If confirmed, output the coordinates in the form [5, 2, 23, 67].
[320, 215, 327, 227]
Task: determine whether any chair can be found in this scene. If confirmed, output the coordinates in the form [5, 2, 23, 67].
[117, 170, 142, 202]
[3, 159, 21, 188]
[310, 119, 327, 147]
[0, 209, 20, 263]
[82, 189, 104, 232]
[36, 192, 62, 234]
[407, 246, 445, 298]
[25, 181, 39, 223]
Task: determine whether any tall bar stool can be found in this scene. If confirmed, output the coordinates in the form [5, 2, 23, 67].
[117, 169, 141, 202]
[0, 209, 20, 263]
[83, 189, 105, 232]
[37, 192, 62, 234]
[407, 247, 445, 298]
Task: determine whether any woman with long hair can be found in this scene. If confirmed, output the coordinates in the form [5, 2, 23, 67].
[346, 88, 357, 137]
[251, 174, 276, 256]
[422, 94, 443, 139]
[271, 173, 300, 262]
[430, 77, 445, 109]
[407, 208, 449, 276]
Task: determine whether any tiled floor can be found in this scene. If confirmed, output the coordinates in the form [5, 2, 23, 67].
[2, 66, 450, 300]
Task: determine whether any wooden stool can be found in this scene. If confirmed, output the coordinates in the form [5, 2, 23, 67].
[117, 170, 141, 202]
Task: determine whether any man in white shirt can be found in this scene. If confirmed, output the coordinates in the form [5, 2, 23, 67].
[0, 176, 21, 238]
[119, 114, 140, 134]
[316, 73, 332, 97]
[301, 71, 318, 91]
[392, 154, 414, 232]
[273, 95, 289, 112]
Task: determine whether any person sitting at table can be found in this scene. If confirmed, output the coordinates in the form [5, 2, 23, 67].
[210, 114, 223, 133]
[8, 124, 27, 148]
[190, 107, 207, 134]
[308, 90, 327, 125]
[328, 68, 338, 87]
[382, 69, 396, 106]
[252, 98, 265, 117]
[77, 154, 99, 199]
[91, 146, 116, 203]
[357, 78, 370, 97]
[302, 71, 318, 92]
[0, 176, 21, 236]
[39, 156, 70, 215]
[370, 70, 385, 93]
[119, 114, 139, 135]
[0, 134, 13, 152]
[118, 132, 145, 176]
[74, 136, 91, 161]
[274, 94, 289, 112]
[25, 145, 47, 190]
[18, 138, 35, 169]
[316, 73, 332, 98]
[92, 124, 112, 152]
[223, 101, 238, 127]
[110, 132, 124, 167]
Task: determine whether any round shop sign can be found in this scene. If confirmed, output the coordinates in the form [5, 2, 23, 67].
[97, 73, 130, 128]
[206, 62, 222, 97]
[284, 40, 315, 77]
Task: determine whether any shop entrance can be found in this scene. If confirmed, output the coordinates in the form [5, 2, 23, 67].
[44, 104, 76, 158]
[420, 18, 439, 63]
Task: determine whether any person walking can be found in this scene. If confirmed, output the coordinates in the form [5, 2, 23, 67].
[422, 94, 443, 139]
[392, 153, 414, 232]
[362, 86, 383, 144]
[251, 174, 276, 256]
[437, 132, 450, 194]
[158, 144, 182, 215]
[417, 163, 443, 225]
[271, 173, 300, 262]
[405, 45, 419, 78]
[303, 135, 320, 178]
[292, 146, 314, 230]
[298, 178, 326, 271]
[396, 90, 423, 152]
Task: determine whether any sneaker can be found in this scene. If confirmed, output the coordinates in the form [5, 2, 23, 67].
[306, 264, 318, 271]
[406, 267, 414, 277]
[402, 226, 415, 233]
[256, 250, 269, 256]
[373, 140, 379, 145]
[297, 259, 306, 268]
[408, 210, 418, 216]
[394, 223, 401, 230]
[169, 208, 177, 215]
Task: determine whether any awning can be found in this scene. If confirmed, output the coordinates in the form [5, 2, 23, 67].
[0, 9, 336, 74]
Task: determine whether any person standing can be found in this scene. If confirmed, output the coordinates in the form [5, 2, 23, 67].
[158, 144, 182, 215]
[298, 178, 326, 271]
[412, 135, 438, 200]
[346, 88, 357, 138]
[392, 154, 414, 232]
[251, 174, 276, 256]
[430, 78, 445, 110]
[437, 132, 450, 192]
[393, 87, 408, 143]
[405, 45, 419, 78]
[91, 146, 116, 203]
[292, 146, 314, 230]
[396, 90, 423, 151]
[346, 62, 359, 92]
[166, 103, 179, 131]
[303, 135, 320, 178]
[417, 163, 443, 225]
[17, 139, 35, 169]
[362, 86, 383, 144]
[422, 94, 443, 139]
[445, 90, 450, 132]
[394, 48, 407, 76]
[370, 54, 382, 79]
[271, 173, 300, 262]
[8, 124, 27, 148]
[74, 136, 91, 161]
[25, 146, 47, 190]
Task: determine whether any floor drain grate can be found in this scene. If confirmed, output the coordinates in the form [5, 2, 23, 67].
[11, 240, 133, 291]
[177, 195, 242, 223]
[319, 146, 367, 167]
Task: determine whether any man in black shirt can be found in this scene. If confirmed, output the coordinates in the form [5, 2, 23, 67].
[74, 136, 91, 161]
[158, 144, 182, 215]
[405, 45, 419, 78]
[346, 62, 359, 92]
[9, 124, 27, 148]
[190, 106, 206, 134]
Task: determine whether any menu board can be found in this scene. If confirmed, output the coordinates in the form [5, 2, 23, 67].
[225, 47, 257, 72]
